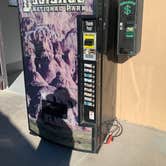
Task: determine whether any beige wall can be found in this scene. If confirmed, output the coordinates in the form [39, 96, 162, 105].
[116, 0, 166, 131]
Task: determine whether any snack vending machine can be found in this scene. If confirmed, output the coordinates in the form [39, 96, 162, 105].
[18, 0, 143, 152]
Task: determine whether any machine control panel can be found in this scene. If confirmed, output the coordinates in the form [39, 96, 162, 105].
[117, 0, 137, 55]
[78, 17, 97, 125]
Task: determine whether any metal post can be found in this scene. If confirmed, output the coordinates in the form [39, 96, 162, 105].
[0, 21, 8, 89]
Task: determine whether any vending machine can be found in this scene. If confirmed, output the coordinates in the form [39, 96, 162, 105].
[18, 0, 143, 152]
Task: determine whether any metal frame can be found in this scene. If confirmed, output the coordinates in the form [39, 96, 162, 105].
[0, 21, 8, 90]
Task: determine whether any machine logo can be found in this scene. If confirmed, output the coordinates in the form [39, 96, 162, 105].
[23, 0, 86, 12]
[124, 5, 132, 15]
[120, 0, 136, 16]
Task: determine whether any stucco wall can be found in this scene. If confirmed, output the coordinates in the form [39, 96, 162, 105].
[116, 0, 166, 131]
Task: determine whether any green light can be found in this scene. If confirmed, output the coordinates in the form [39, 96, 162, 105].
[124, 5, 132, 15]
[120, 0, 136, 6]
[126, 27, 134, 32]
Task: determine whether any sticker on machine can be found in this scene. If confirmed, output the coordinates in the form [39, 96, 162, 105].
[83, 33, 96, 61]
[89, 111, 95, 120]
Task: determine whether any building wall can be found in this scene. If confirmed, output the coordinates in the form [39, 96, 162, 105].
[0, 0, 22, 66]
[116, 0, 166, 131]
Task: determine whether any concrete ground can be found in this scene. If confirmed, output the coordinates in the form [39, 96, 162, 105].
[0, 90, 166, 166]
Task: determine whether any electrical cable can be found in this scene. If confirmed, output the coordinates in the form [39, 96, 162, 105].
[102, 118, 123, 144]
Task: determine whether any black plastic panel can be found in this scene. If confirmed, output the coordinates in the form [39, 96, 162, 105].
[117, 0, 137, 56]
[78, 16, 97, 125]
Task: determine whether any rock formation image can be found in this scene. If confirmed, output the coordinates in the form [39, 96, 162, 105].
[18, 0, 93, 131]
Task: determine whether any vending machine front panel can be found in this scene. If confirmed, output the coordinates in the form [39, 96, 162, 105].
[18, 0, 97, 152]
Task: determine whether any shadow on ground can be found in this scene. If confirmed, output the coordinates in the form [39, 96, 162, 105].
[0, 112, 73, 166]
[7, 70, 22, 86]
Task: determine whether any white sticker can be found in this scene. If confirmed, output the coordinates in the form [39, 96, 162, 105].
[89, 111, 95, 120]
[83, 53, 96, 61]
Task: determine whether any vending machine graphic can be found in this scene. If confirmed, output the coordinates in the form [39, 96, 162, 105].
[18, 0, 118, 152]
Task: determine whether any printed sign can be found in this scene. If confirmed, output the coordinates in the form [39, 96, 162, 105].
[22, 0, 91, 12]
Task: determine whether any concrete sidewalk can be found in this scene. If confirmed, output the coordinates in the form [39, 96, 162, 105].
[0, 90, 166, 166]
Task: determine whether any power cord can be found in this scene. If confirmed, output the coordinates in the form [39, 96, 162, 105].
[102, 118, 123, 144]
